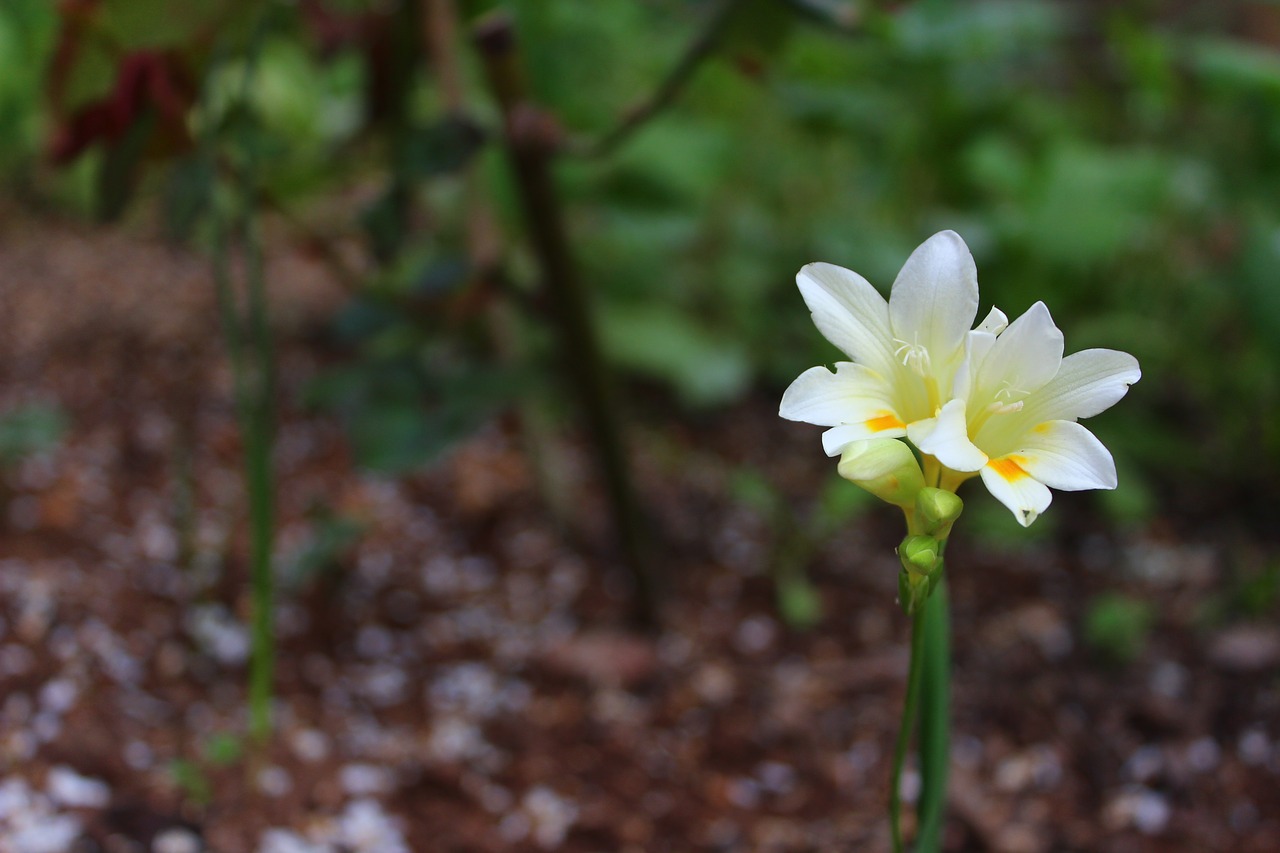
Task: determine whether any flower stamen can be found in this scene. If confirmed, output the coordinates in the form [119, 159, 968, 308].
[892, 335, 932, 379]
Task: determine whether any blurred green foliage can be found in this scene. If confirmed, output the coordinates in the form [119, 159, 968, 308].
[1197, 558, 1280, 627]
[0, 404, 68, 467]
[731, 465, 874, 628]
[4, 0, 1279, 524]
[0, 0, 57, 176]
[1083, 591, 1154, 666]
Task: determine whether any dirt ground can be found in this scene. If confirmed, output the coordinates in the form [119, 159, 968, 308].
[1, 209, 1278, 852]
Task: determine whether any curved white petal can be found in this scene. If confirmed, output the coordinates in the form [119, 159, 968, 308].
[975, 301, 1064, 400]
[796, 263, 895, 374]
[1009, 420, 1117, 491]
[822, 422, 906, 456]
[980, 459, 1053, 527]
[907, 398, 988, 471]
[779, 362, 899, 427]
[888, 231, 980, 372]
[975, 306, 1008, 335]
[953, 329, 998, 401]
[1021, 348, 1142, 424]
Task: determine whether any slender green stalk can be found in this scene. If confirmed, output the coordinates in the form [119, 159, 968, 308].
[896, 485, 952, 851]
[890, 611, 927, 853]
[211, 194, 276, 744]
[916, 579, 951, 851]
[205, 11, 278, 743]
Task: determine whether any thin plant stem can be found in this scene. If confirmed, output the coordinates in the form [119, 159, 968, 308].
[916, 578, 951, 850]
[211, 191, 276, 745]
[473, 14, 657, 628]
[890, 610, 927, 853]
[205, 9, 278, 744]
[576, 0, 741, 159]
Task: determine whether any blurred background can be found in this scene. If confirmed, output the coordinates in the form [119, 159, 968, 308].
[0, 0, 1278, 850]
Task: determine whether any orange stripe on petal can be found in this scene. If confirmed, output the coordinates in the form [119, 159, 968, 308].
[988, 456, 1029, 482]
[865, 413, 906, 432]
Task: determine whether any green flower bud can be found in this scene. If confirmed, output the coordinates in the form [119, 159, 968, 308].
[837, 439, 925, 509]
[897, 534, 946, 615]
[916, 487, 964, 539]
[898, 534, 941, 577]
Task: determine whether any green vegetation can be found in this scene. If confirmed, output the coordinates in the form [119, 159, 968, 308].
[1083, 592, 1155, 666]
[4, 1, 1277, 519]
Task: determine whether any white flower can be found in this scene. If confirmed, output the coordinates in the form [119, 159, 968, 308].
[780, 231, 983, 454]
[781, 230, 1140, 526]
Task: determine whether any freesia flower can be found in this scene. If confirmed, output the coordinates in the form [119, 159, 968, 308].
[781, 230, 1140, 526]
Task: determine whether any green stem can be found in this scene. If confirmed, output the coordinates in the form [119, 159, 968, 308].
[916, 578, 951, 851]
[242, 212, 276, 745]
[890, 611, 927, 853]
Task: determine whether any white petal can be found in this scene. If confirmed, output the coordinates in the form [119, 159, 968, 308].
[975, 306, 1008, 335]
[822, 419, 907, 456]
[1022, 348, 1142, 423]
[953, 329, 998, 401]
[1009, 420, 1117, 491]
[906, 398, 988, 471]
[980, 460, 1053, 527]
[888, 231, 980, 371]
[779, 363, 899, 427]
[796, 263, 895, 374]
[975, 301, 1064, 399]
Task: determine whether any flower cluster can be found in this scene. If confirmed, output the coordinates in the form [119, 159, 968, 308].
[780, 231, 1139, 608]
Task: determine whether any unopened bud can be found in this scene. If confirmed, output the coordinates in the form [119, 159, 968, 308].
[898, 534, 941, 577]
[837, 439, 924, 508]
[916, 487, 964, 539]
[897, 534, 945, 615]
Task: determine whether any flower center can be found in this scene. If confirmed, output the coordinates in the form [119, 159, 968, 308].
[893, 336, 932, 379]
[967, 382, 1027, 435]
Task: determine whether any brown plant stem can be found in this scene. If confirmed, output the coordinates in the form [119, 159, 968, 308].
[473, 14, 657, 629]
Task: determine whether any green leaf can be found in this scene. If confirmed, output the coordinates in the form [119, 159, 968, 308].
[202, 731, 244, 766]
[60, 38, 117, 115]
[284, 507, 364, 589]
[722, 0, 795, 68]
[814, 477, 873, 534]
[168, 759, 211, 806]
[162, 154, 216, 241]
[1083, 592, 1154, 665]
[0, 404, 67, 465]
[1015, 143, 1170, 268]
[100, 0, 223, 50]
[399, 116, 488, 179]
[1192, 38, 1280, 100]
[1234, 222, 1280, 359]
[308, 360, 523, 474]
[776, 574, 822, 631]
[95, 108, 155, 221]
[598, 304, 750, 406]
[729, 467, 780, 515]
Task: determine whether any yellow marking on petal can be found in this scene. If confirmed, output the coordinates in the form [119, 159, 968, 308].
[989, 456, 1029, 482]
[865, 413, 906, 433]
[1032, 422, 1051, 434]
